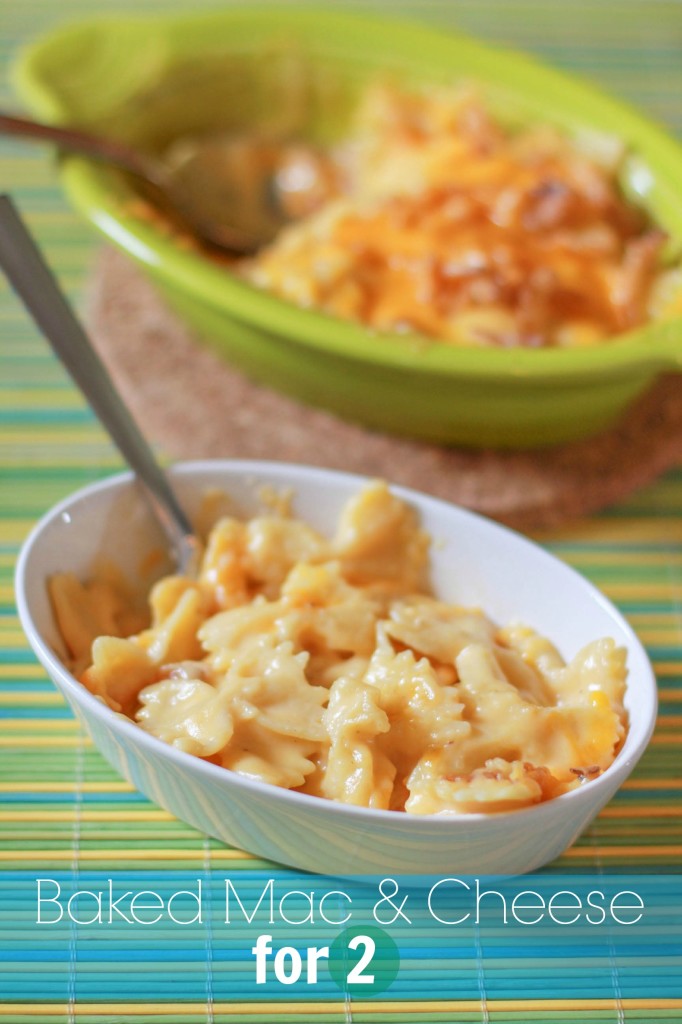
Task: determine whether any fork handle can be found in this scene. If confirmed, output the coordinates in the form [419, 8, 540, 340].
[0, 193, 199, 574]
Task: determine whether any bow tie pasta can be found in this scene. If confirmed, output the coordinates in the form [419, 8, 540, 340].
[49, 481, 627, 815]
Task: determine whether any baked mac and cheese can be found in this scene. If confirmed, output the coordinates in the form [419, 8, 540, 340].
[49, 482, 627, 814]
[242, 83, 679, 348]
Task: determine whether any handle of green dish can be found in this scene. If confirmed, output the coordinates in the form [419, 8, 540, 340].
[0, 193, 199, 574]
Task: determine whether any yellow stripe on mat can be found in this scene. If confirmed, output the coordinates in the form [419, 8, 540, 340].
[653, 664, 682, 676]
[0, 782, 135, 792]
[599, 806, 682, 817]
[623, 780, 682, 790]
[0, 999, 680, 1015]
[0, 720, 79, 730]
[0, 688, 65, 701]
[0, 737, 91, 747]
[0, 849, 250, 861]
[563, 845, 682, 858]
[0, 811, 175, 821]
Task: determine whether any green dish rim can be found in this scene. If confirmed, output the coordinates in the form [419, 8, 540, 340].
[13, 5, 682, 383]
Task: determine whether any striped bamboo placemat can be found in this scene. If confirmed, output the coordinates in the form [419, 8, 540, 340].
[1, 0, 681, 1020]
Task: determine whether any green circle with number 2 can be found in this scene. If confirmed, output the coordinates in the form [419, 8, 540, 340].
[328, 925, 400, 995]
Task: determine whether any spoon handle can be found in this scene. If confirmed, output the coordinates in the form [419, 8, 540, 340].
[0, 193, 199, 574]
[0, 112, 158, 182]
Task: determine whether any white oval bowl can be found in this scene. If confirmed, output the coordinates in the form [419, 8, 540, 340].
[15, 461, 657, 876]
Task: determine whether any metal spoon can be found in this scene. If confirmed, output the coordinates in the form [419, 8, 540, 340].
[0, 193, 201, 574]
[0, 113, 336, 254]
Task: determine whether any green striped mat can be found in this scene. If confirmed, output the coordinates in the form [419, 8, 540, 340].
[1, 1, 681, 1020]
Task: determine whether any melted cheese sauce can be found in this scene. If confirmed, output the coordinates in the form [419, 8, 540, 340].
[50, 482, 627, 815]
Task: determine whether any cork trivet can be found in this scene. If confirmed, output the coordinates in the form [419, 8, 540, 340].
[86, 248, 682, 529]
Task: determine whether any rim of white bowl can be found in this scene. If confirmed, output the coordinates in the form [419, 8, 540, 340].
[14, 459, 658, 829]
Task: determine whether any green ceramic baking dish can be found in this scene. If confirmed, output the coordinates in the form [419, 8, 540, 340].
[13, 7, 682, 448]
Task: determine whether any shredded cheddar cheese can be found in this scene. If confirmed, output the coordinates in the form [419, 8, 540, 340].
[242, 83, 677, 348]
